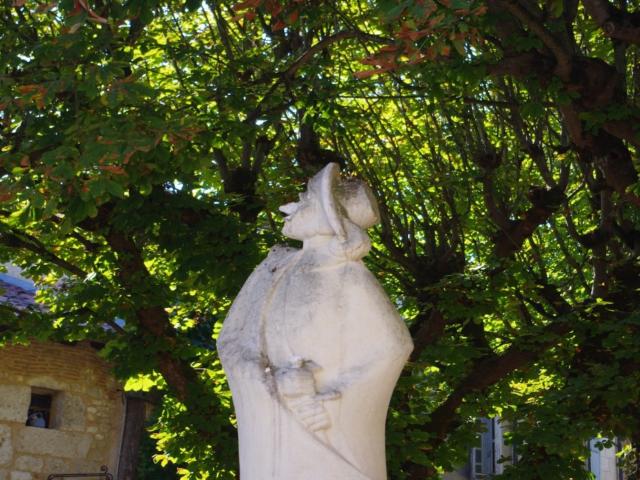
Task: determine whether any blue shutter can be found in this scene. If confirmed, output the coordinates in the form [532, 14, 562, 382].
[471, 418, 495, 479]
[590, 439, 602, 480]
[481, 418, 494, 475]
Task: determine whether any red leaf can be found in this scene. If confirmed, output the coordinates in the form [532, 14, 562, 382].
[378, 45, 399, 53]
[287, 10, 299, 24]
[99, 165, 126, 175]
[70, 1, 83, 16]
[123, 151, 136, 164]
[233, 0, 261, 11]
[361, 55, 381, 65]
[473, 5, 488, 15]
[272, 19, 286, 31]
[268, 3, 283, 16]
[17, 84, 46, 109]
[75, 0, 108, 23]
[361, 51, 395, 66]
[407, 29, 431, 41]
[425, 46, 437, 60]
[17, 85, 40, 94]
[428, 14, 445, 27]
[354, 69, 379, 79]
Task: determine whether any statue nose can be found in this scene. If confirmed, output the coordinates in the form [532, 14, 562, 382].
[279, 203, 298, 216]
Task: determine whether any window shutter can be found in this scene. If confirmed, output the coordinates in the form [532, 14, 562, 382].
[471, 418, 495, 479]
[481, 418, 494, 475]
[493, 419, 504, 474]
[590, 439, 602, 480]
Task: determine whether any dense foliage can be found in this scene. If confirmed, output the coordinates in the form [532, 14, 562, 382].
[1, 0, 639, 478]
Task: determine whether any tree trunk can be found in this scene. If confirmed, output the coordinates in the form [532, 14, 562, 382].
[117, 395, 147, 480]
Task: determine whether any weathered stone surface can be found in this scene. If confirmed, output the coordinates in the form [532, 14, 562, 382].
[219, 163, 413, 480]
[68, 459, 104, 473]
[26, 377, 68, 393]
[14, 456, 42, 473]
[0, 340, 125, 475]
[0, 425, 13, 466]
[42, 457, 65, 474]
[0, 469, 7, 480]
[9, 472, 31, 480]
[15, 427, 91, 459]
[55, 394, 86, 431]
[0, 386, 30, 423]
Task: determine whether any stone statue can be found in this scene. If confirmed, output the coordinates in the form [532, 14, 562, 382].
[218, 163, 413, 480]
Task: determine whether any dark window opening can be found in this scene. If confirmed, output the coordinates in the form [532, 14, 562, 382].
[26, 390, 54, 428]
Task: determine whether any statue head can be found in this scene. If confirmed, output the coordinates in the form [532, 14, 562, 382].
[279, 163, 379, 244]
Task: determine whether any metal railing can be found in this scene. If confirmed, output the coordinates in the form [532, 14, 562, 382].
[47, 465, 113, 480]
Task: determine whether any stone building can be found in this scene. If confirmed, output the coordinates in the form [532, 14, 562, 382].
[0, 271, 140, 480]
[0, 341, 124, 480]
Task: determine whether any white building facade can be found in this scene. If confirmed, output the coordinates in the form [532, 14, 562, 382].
[444, 418, 625, 480]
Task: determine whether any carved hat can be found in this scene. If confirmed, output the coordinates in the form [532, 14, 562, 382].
[308, 163, 380, 239]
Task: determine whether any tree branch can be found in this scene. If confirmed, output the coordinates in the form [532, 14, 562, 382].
[421, 315, 572, 448]
[493, 186, 566, 258]
[283, 30, 387, 79]
[0, 226, 87, 277]
[582, 0, 640, 45]
[409, 308, 447, 362]
[497, 0, 573, 79]
[105, 229, 197, 401]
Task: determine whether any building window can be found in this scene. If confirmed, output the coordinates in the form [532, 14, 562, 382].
[471, 444, 485, 477]
[26, 388, 56, 428]
[471, 418, 496, 479]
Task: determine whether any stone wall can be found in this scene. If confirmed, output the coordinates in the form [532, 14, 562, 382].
[0, 341, 124, 480]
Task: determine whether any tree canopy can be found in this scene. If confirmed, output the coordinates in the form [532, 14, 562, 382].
[1, 0, 639, 478]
